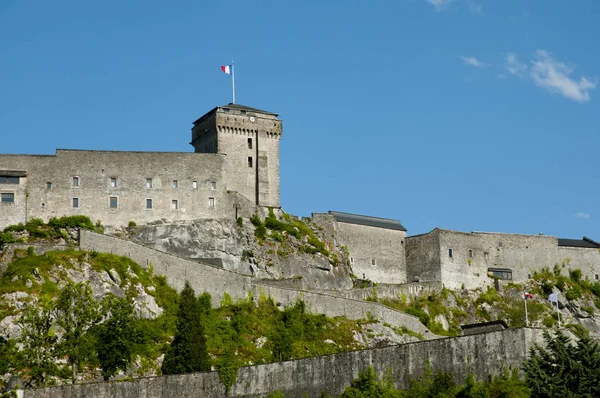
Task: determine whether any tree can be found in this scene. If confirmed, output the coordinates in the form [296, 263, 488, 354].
[54, 282, 101, 384]
[161, 281, 210, 374]
[17, 298, 57, 387]
[96, 295, 137, 380]
[523, 330, 600, 397]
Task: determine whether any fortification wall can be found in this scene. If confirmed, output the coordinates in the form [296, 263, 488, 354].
[406, 230, 441, 283]
[23, 328, 544, 398]
[79, 231, 431, 336]
[558, 246, 600, 281]
[314, 282, 443, 302]
[0, 151, 236, 229]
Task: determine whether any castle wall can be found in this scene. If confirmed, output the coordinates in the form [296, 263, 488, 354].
[192, 107, 282, 208]
[0, 150, 234, 229]
[23, 328, 544, 398]
[79, 230, 430, 336]
[557, 246, 600, 282]
[406, 230, 441, 283]
[437, 230, 558, 290]
[335, 221, 406, 284]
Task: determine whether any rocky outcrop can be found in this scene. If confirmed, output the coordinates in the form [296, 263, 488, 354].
[131, 218, 353, 290]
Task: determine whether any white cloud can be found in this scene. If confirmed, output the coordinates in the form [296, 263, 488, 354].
[530, 50, 597, 102]
[575, 212, 590, 219]
[504, 53, 528, 77]
[461, 56, 488, 68]
[468, 1, 483, 16]
[426, 0, 456, 11]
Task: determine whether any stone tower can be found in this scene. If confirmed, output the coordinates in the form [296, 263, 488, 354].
[190, 104, 282, 207]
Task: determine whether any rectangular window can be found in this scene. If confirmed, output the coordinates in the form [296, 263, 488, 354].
[146, 199, 153, 209]
[596, 274, 599, 281]
[371, 258, 376, 266]
[350, 257, 354, 264]
[448, 248, 453, 258]
[172, 180, 178, 189]
[210, 181, 217, 190]
[248, 157, 253, 168]
[41, 202, 46, 208]
[72, 197, 79, 208]
[1, 192, 15, 203]
[208, 197, 215, 207]
[72, 176, 79, 187]
[248, 138, 253, 149]
[46, 182, 52, 189]
[109, 197, 118, 209]
[146, 178, 153, 189]
[110, 177, 117, 188]
[488, 268, 512, 280]
[468, 249, 473, 258]
[171, 200, 178, 210]
[0, 176, 19, 184]
[484, 252, 489, 260]
[192, 181, 198, 189]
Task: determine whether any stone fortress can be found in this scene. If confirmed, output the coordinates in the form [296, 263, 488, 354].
[1, 103, 600, 291]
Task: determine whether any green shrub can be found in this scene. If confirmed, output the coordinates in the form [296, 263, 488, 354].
[475, 287, 500, 306]
[405, 306, 430, 326]
[48, 215, 96, 231]
[569, 269, 582, 283]
[128, 221, 137, 228]
[565, 285, 582, 301]
[236, 217, 243, 227]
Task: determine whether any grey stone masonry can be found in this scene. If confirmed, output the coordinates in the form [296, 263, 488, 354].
[313, 212, 407, 284]
[23, 328, 544, 398]
[0, 104, 281, 229]
[406, 228, 600, 290]
[191, 104, 282, 208]
[79, 230, 431, 337]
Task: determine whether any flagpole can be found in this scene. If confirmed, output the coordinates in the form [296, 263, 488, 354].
[556, 302, 561, 328]
[524, 291, 529, 327]
[231, 59, 235, 104]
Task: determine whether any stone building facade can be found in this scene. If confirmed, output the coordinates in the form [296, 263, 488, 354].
[312, 211, 407, 284]
[0, 104, 281, 229]
[406, 228, 600, 290]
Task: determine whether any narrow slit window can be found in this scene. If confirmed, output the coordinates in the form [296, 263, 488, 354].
[192, 181, 198, 189]
[248, 157, 253, 168]
[110, 177, 117, 188]
[146, 199, 153, 209]
[468, 249, 473, 258]
[172, 180, 178, 189]
[371, 258, 376, 266]
[72, 197, 79, 208]
[448, 248, 453, 258]
[248, 138, 253, 149]
[72, 176, 79, 187]
[484, 252, 489, 260]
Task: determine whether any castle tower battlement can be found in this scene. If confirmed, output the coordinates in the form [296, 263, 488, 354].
[191, 104, 282, 208]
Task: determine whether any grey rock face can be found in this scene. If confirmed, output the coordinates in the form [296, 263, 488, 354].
[132, 218, 353, 290]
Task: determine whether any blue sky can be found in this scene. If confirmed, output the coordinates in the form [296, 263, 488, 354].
[1, 0, 599, 239]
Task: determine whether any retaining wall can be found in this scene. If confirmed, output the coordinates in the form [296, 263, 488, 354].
[79, 231, 431, 336]
[23, 328, 544, 398]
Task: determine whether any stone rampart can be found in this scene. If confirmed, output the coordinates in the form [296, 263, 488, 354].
[23, 328, 544, 398]
[79, 230, 431, 336]
[313, 282, 443, 302]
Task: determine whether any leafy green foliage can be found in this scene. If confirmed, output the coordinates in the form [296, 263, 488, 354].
[162, 281, 211, 375]
[54, 282, 102, 383]
[96, 296, 137, 381]
[17, 298, 58, 387]
[524, 330, 600, 397]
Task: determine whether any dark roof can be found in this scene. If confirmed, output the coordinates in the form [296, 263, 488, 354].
[218, 103, 278, 116]
[328, 211, 407, 231]
[193, 103, 278, 126]
[461, 320, 509, 331]
[558, 236, 600, 248]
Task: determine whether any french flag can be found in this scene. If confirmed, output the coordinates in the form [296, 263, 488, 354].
[221, 65, 232, 74]
[524, 292, 533, 300]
